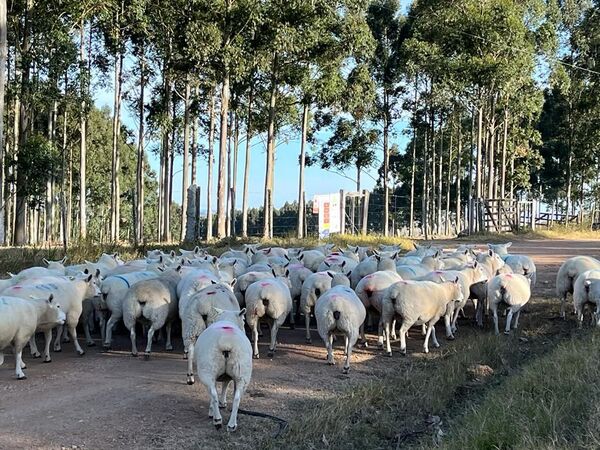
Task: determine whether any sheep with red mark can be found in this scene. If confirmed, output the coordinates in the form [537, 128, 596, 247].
[487, 273, 531, 335]
[573, 269, 600, 327]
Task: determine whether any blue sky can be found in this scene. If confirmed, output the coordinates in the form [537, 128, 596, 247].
[95, 83, 411, 210]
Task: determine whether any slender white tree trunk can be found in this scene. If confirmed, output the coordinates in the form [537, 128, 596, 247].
[297, 103, 308, 238]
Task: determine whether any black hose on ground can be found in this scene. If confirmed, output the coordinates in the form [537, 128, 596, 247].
[238, 409, 289, 438]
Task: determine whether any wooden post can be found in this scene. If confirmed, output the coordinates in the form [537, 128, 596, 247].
[361, 189, 369, 235]
[531, 200, 536, 230]
[339, 189, 345, 235]
[195, 186, 201, 241]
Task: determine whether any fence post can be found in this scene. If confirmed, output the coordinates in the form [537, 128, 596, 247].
[361, 189, 369, 235]
[531, 200, 536, 230]
[339, 189, 345, 235]
[196, 186, 201, 241]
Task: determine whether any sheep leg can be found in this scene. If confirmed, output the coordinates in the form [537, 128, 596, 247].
[186, 344, 195, 385]
[343, 334, 355, 374]
[304, 311, 311, 343]
[130, 326, 138, 357]
[359, 323, 368, 348]
[513, 310, 521, 330]
[103, 315, 120, 349]
[343, 335, 349, 356]
[326, 333, 335, 365]
[62, 326, 70, 343]
[43, 329, 53, 363]
[421, 324, 426, 336]
[289, 304, 296, 330]
[399, 322, 411, 355]
[252, 322, 260, 359]
[53, 325, 63, 352]
[0, 352, 3, 366]
[423, 323, 435, 354]
[451, 307, 460, 333]
[391, 319, 397, 340]
[83, 319, 94, 346]
[444, 313, 455, 340]
[14, 344, 26, 380]
[209, 384, 223, 428]
[219, 380, 231, 408]
[504, 308, 514, 335]
[560, 294, 567, 319]
[68, 324, 85, 356]
[227, 380, 247, 432]
[99, 315, 106, 342]
[144, 326, 156, 359]
[384, 321, 392, 356]
[165, 322, 173, 351]
[377, 318, 384, 348]
[29, 335, 41, 358]
[267, 321, 278, 357]
[492, 305, 500, 335]
[431, 324, 440, 348]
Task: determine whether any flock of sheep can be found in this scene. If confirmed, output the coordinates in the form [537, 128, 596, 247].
[0, 240, 598, 432]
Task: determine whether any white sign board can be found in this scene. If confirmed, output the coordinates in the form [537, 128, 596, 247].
[313, 193, 341, 239]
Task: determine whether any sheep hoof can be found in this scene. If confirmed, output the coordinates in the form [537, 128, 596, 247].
[187, 379, 195, 385]
[214, 420, 223, 430]
[503, 331, 510, 335]
[386, 351, 392, 357]
[342, 367, 350, 375]
[32, 352, 41, 359]
[102, 345, 111, 351]
[219, 402, 227, 409]
[87, 341, 96, 347]
[267, 351, 274, 358]
[183, 353, 188, 360]
[17, 375, 27, 380]
[400, 349, 407, 356]
[63, 337, 71, 343]
[424, 349, 429, 354]
[447, 335, 455, 341]
[166, 345, 173, 351]
[77, 350, 85, 356]
[131, 353, 138, 357]
[290, 323, 295, 330]
[305, 338, 312, 344]
[43, 358, 52, 364]
[253, 353, 260, 359]
[53, 348, 62, 353]
[377, 342, 383, 349]
[227, 424, 237, 433]
[143, 353, 150, 361]
[327, 361, 335, 366]
[362, 342, 369, 348]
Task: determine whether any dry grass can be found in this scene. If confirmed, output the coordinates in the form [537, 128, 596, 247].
[258, 298, 577, 450]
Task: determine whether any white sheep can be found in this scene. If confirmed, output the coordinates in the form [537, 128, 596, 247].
[488, 243, 537, 286]
[315, 285, 366, 374]
[317, 255, 358, 274]
[350, 254, 397, 289]
[245, 277, 292, 358]
[194, 307, 251, 432]
[556, 256, 600, 318]
[183, 283, 241, 384]
[300, 271, 350, 342]
[381, 278, 463, 356]
[233, 271, 274, 308]
[472, 249, 507, 326]
[122, 269, 182, 359]
[101, 271, 161, 349]
[287, 264, 313, 328]
[572, 269, 600, 327]
[487, 273, 531, 335]
[297, 250, 326, 272]
[354, 270, 402, 346]
[0, 294, 65, 380]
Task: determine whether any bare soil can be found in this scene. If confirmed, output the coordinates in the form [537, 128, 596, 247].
[0, 239, 598, 450]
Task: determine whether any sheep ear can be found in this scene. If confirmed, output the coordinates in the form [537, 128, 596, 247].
[375, 255, 381, 262]
[373, 249, 380, 256]
[454, 277, 459, 284]
[299, 254, 304, 261]
[84, 268, 90, 274]
[271, 269, 277, 277]
[413, 243, 418, 250]
[239, 308, 246, 316]
[506, 242, 512, 248]
[159, 255, 164, 263]
[346, 270, 352, 278]
[194, 246, 200, 254]
[43, 258, 49, 266]
[341, 261, 346, 268]
[284, 254, 290, 261]
[473, 261, 478, 268]
[230, 278, 237, 287]
[324, 262, 330, 267]
[157, 266, 165, 272]
[488, 249, 493, 256]
[61, 256, 68, 264]
[327, 271, 334, 278]
[211, 280, 217, 284]
[284, 262, 289, 269]
[212, 256, 218, 264]
[285, 269, 290, 277]
[47, 294, 54, 303]
[8, 272, 15, 278]
[439, 275, 446, 283]
[95, 268, 101, 278]
[86, 274, 93, 283]
[392, 252, 398, 259]
[266, 247, 272, 254]
[176, 265, 183, 273]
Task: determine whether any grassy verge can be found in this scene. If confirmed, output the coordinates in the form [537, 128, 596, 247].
[456, 224, 600, 242]
[259, 298, 574, 450]
[437, 330, 600, 450]
[0, 234, 413, 274]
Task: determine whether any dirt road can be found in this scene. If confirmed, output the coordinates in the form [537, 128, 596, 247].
[0, 239, 596, 450]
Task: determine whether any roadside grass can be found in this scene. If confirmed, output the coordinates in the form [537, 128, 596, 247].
[457, 224, 600, 243]
[0, 234, 413, 275]
[437, 329, 600, 450]
[260, 298, 575, 450]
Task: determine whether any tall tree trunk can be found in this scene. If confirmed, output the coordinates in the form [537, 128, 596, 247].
[500, 108, 508, 199]
[263, 63, 277, 239]
[206, 92, 215, 240]
[14, 0, 33, 245]
[191, 87, 198, 186]
[422, 128, 429, 240]
[242, 85, 253, 237]
[476, 104, 483, 200]
[136, 50, 145, 245]
[160, 75, 172, 242]
[226, 112, 232, 236]
[181, 77, 191, 242]
[79, 21, 87, 240]
[110, 47, 123, 242]
[383, 91, 390, 236]
[409, 77, 418, 237]
[437, 122, 443, 233]
[231, 112, 239, 236]
[430, 113, 436, 234]
[217, 71, 230, 238]
[297, 102, 308, 238]
[566, 99, 573, 221]
[456, 117, 462, 232]
[0, 0, 6, 245]
[445, 119, 452, 235]
[486, 101, 496, 200]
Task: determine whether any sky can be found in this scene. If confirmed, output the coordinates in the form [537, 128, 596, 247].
[95, 82, 411, 211]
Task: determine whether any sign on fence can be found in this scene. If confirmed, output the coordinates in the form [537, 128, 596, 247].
[313, 193, 341, 239]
